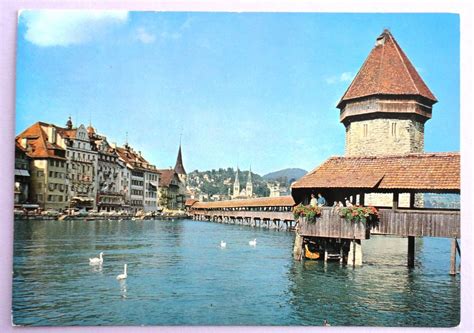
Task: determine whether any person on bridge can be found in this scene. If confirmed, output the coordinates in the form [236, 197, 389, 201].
[317, 193, 327, 207]
[309, 193, 318, 207]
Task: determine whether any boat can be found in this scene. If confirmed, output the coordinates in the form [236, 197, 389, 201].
[304, 244, 320, 260]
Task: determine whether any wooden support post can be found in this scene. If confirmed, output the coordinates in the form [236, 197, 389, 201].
[450, 238, 457, 276]
[409, 192, 415, 209]
[392, 192, 399, 210]
[352, 238, 356, 267]
[407, 236, 415, 268]
[293, 234, 304, 261]
[360, 193, 365, 207]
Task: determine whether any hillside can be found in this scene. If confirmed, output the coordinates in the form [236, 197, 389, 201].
[187, 168, 270, 198]
[262, 168, 307, 185]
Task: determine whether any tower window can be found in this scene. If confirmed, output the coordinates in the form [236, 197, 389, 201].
[363, 124, 368, 137]
[391, 123, 397, 137]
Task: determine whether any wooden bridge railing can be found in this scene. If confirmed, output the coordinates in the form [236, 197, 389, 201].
[297, 207, 460, 239]
[191, 207, 460, 239]
[374, 208, 460, 238]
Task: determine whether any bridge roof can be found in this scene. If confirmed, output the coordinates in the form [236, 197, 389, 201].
[192, 196, 295, 209]
[292, 153, 460, 192]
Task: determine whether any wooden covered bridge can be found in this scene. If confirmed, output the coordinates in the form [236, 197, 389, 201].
[187, 196, 296, 231]
[187, 153, 460, 273]
[291, 152, 460, 272]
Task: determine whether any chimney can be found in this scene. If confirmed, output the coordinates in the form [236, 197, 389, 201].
[47, 126, 57, 144]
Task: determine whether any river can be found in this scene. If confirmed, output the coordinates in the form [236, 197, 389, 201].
[12, 218, 460, 326]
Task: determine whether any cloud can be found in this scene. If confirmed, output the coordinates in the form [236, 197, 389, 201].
[325, 71, 355, 85]
[136, 27, 156, 44]
[20, 10, 129, 47]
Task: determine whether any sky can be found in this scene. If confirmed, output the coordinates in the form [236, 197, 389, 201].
[15, 12, 460, 176]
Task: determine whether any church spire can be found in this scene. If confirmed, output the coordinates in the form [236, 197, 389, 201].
[174, 144, 186, 175]
[246, 166, 253, 198]
[233, 167, 240, 198]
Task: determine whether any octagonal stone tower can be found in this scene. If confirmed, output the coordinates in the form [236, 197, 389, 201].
[337, 29, 437, 157]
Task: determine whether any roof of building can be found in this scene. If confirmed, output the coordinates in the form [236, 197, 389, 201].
[337, 29, 437, 108]
[192, 196, 296, 209]
[174, 145, 186, 175]
[115, 145, 158, 172]
[15, 122, 66, 160]
[185, 199, 198, 207]
[158, 169, 178, 187]
[292, 153, 460, 192]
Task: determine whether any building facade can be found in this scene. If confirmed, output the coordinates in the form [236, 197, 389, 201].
[115, 144, 160, 214]
[55, 119, 98, 210]
[16, 122, 68, 211]
[14, 142, 31, 205]
[89, 127, 125, 212]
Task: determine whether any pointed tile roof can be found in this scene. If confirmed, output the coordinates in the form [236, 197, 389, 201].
[174, 145, 186, 175]
[337, 29, 437, 108]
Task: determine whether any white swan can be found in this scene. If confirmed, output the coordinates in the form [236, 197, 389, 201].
[116, 264, 128, 280]
[220, 240, 226, 248]
[89, 252, 103, 265]
[249, 239, 257, 246]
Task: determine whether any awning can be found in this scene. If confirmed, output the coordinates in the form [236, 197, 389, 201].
[22, 204, 39, 209]
[15, 169, 30, 177]
[72, 197, 94, 202]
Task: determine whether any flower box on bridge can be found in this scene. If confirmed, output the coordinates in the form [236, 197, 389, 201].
[297, 208, 370, 240]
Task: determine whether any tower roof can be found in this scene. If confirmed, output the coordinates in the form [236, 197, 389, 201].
[174, 145, 186, 175]
[337, 29, 437, 108]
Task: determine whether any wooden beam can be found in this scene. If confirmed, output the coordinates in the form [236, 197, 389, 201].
[392, 192, 399, 210]
[450, 238, 457, 275]
[409, 192, 415, 209]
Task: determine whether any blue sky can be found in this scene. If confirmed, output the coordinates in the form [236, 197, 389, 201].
[15, 12, 460, 175]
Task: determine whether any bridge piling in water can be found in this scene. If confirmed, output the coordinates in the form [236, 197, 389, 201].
[408, 236, 415, 268]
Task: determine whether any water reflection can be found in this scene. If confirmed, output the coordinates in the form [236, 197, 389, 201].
[286, 236, 460, 326]
[90, 263, 103, 274]
[119, 280, 127, 299]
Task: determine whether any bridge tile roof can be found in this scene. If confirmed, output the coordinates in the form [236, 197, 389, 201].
[337, 29, 437, 108]
[292, 153, 460, 191]
[192, 196, 295, 209]
[185, 199, 198, 207]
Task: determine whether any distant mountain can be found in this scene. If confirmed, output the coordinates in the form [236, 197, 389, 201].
[262, 168, 308, 184]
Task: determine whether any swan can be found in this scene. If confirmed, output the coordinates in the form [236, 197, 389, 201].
[220, 240, 226, 248]
[89, 252, 103, 265]
[249, 239, 257, 246]
[116, 264, 128, 280]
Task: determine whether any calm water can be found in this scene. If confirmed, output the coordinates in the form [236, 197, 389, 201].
[12, 219, 460, 327]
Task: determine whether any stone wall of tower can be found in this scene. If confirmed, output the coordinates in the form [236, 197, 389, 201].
[345, 118, 424, 157]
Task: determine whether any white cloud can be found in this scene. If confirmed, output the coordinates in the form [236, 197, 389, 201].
[20, 10, 129, 47]
[325, 71, 355, 85]
[340, 72, 354, 82]
[136, 27, 156, 44]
